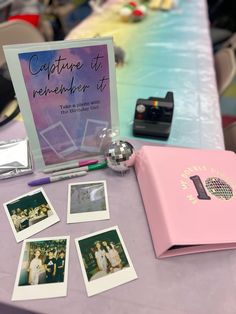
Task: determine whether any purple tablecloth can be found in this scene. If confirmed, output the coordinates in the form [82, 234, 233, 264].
[1, 120, 236, 314]
[1, 0, 234, 312]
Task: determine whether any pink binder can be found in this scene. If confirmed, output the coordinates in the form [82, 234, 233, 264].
[135, 145, 236, 258]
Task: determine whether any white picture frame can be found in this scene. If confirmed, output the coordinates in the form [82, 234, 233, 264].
[67, 180, 110, 223]
[12, 236, 70, 301]
[75, 226, 137, 296]
[3, 188, 60, 242]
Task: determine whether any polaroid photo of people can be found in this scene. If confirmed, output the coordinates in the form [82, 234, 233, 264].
[12, 236, 70, 301]
[67, 180, 110, 223]
[3, 188, 60, 242]
[75, 226, 137, 296]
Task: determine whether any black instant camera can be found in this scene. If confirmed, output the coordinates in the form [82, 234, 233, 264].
[133, 91, 174, 140]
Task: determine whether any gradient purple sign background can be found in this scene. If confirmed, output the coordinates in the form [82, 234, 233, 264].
[19, 45, 111, 165]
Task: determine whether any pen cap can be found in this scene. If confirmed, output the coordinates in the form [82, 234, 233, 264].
[79, 159, 98, 167]
[89, 161, 107, 170]
[28, 177, 50, 186]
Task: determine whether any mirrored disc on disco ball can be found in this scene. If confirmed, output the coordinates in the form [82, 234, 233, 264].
[104, 140, 136, 173]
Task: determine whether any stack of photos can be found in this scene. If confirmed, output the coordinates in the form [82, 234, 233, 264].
[75, 226, 137, 296]
[12, 236, 70, 301]
[2, 39, 137, 302]
[3, 188, 60, 242]
[67, 180, 110, 223]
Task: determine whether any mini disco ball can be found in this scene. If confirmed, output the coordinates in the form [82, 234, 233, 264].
[104, 140, 136, 173]
[205, 177, 233, 200]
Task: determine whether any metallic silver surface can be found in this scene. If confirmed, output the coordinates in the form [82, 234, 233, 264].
[105, 140, 136, 173]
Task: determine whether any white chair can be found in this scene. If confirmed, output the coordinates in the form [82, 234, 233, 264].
[0, 19, 45, 67]
[0, 19, 45, 124]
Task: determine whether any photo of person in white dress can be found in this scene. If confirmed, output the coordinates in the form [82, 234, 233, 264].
[95, 241, 108, 274]
[28, 249, 43, 285]
[104, 242, 122, 273]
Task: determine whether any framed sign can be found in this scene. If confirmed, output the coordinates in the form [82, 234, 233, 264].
[4, 37, 119, 171]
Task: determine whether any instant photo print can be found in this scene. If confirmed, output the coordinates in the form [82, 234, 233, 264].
[3, 188, 60, 242]
[12, 236, 70, 301]
[67, 180, 110, 223]
[75, 226, 137, 296]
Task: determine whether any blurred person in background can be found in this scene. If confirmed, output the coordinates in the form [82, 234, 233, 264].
[9, 0, 40, 27]
[208, 0, 236, 32]
[0, 0, 12, 22]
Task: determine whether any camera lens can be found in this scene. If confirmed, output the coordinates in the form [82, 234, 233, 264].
[149, 107, 162, 120]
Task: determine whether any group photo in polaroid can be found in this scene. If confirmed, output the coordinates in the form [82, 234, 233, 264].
[3, 188, 60, 242]
[75, 226, 137, 296]
[12, 236, 70, 301]
[67, 180, 110, 223]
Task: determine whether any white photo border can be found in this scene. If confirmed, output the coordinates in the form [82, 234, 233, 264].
[80, 119, 109, 153]
[67, 180, 110, 223]
[12, 235, 70, 301]
[74, 226, 137, 296]
[40, 121, 78, 158]
[3, 188, 60, 243]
